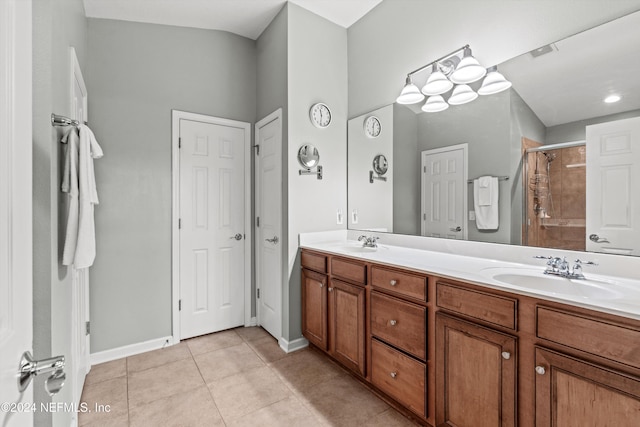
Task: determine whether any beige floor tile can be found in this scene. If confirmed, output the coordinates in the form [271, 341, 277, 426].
[129, 385, 223, 427]
[269, 348, 344, 393]
[186, 329, 243, 356]
[127, 342, 191, 373]
[365, 408, 419, 426]
[194, 342, 265, 383]
[128, 357, 204, 408]
[226, 395, 321, 427]
[208, 365, 291, 421]
[247, 335, 289, 363]
[297, 375, 389, 426]
[234, 326, 271, 342]
[80, 413, 129, 427]
[78, 377, 128, 426]
[85, 358, 127, 386]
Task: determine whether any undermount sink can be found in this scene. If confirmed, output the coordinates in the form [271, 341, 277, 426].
[480, 267, 626, 301]
[326, 241, 378, 254]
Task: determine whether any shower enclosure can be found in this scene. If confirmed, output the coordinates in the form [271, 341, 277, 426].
[522, 141, 586, 251]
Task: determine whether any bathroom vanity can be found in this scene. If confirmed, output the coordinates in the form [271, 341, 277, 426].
[300, 235, 640, 427]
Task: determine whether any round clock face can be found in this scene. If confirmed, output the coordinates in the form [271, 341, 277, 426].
[364, 116, 381, 138]
[309, 103, 331, 128]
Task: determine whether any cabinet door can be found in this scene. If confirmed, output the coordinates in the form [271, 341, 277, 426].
[535, 347, 640, 427]
[329, 279, 366, 376]
[301, 268, 328, 351]
[436, 313, 517, 427]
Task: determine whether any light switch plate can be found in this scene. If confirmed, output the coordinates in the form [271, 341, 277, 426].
[469, 210, 476, 221]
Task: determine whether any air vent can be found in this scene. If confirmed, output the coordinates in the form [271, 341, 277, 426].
[529, 43, 557, 58]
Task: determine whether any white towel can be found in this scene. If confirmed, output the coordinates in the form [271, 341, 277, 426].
[61, 124, 103, 269]
[474, 176, 499, 230]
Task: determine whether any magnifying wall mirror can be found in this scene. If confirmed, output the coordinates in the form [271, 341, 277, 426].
[297, 144, 320, 169]
[372, 154, 388, 175]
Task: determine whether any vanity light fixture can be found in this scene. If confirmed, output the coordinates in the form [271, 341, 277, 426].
[478, 66, 512, 95]
[396, 76, 425, 104]
[395, 44, 512, 113]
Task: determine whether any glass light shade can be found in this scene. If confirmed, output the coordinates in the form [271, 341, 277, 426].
[396, 76, 425, 104]
[448, 84, 478, 105]
[450, 47, 486, 84]
[422, 95, 449, 112]
[478, 66, 512, 95]
[421, 64, 454, 96]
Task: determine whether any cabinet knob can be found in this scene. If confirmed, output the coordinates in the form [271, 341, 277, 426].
[501, 352, 511, 360]
[390, 279, 397, 286]
[328, 287, 333, 292]
[390, 372, 397, 379]
[389, 319, 397, 326]
[535, 366, 546, 375]
[319, 283, 324, 288]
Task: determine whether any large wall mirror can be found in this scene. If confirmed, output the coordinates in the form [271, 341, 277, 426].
[348, 10, 640, 256]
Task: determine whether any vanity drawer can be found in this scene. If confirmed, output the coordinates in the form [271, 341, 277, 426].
[301, 251, 327, 274]
[371, 292, 426, 360]
[331, 257, 366, 285]
[371, 266, 427, 301]
[371, 339, 426, 418]
[436, 282, 517, 330]
[537, 306, 640, 370]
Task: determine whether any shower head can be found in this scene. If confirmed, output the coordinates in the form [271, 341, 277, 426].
[542, 151, 557, 162]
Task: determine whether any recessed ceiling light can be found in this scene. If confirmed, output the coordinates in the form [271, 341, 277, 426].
[604, 95, 621, 103]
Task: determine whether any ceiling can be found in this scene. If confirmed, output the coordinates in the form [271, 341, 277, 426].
[82, 0, 383, 40]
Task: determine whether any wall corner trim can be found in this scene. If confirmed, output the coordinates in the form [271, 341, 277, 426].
[278, 336, 309, 353]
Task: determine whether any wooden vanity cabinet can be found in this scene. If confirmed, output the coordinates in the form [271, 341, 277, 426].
[328, 278, 366, 376]
[301, 267, 328, 350]
[436, 313, 517, 427]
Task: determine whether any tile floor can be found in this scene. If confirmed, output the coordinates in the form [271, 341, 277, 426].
[78, 327, 417, 426]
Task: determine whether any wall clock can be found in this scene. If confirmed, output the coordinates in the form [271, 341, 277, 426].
[309, 103, 332, 128]
[364, 115, 381, 138]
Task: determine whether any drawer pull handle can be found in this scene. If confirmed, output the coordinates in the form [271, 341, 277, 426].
[390, 280, 397, 286]
[390, 372, 397, 379]
[535, 366, 546, 375]
[389, 319, 397, 326]
[501, 352, 511, 360]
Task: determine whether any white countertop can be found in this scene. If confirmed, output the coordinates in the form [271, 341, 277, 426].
[299, 231, 640, 321]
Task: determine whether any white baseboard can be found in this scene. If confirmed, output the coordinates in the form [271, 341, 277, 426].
[90, 335, 174, 365]
[278, 336, 308, 353]
[246, 317, 257, 327]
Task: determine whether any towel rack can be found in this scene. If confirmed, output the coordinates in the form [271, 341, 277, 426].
[51, 113, 81, 127]
[467, 175, 509, 184]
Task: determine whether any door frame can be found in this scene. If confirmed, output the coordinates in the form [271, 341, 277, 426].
[254, 108, 283, 341]
[171, 110, 252, 342]
[420, 143, 468, 240]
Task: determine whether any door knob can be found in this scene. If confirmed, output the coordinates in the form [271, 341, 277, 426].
[450, 226, 462, 232]
[589, 234, 610, 244]
[265, 236, 279, 244]
[18, 351, 66, 395]
[230, 233, 243, 241]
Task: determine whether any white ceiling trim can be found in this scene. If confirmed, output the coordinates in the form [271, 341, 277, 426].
[82, 0, 383, 40]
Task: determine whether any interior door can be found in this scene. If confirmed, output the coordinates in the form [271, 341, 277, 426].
[179, 117, 247, 339]
[0, 0, 33, 424]
[586, 116, 640, 255]
[255, 109, 282, 340]
[421, 144, 467, 239]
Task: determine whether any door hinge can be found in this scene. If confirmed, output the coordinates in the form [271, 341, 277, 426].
[256, 216, 260, 227]
[423, 166, 426, 173]
[179, 299, 182, 311]
[85, 321, 90, 335]
[423, 213, 427, 220]
[178, 137, 181, 148]
[179, 218, 182, 229]
[253, 144, 260, 155]
[257, 289, 260, 299]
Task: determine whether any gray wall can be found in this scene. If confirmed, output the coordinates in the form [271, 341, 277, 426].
[86, 19, 256, 352]
[347, 0, 640, 118]
[286, 3, 348, 341]
[33, 0, 87, 425]
[393, 104, 420, 235]
[546, 108, 640, 144]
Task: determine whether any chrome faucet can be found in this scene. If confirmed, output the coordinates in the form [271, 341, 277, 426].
[358, 235, 379, 248]
[534, 256, 597, 279]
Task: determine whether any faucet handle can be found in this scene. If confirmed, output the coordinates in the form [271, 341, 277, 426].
[358, 235, 367, 241]
[533, 255, 552, 260]
[574, 259, 597, 267]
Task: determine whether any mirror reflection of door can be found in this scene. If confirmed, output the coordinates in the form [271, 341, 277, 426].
[421, 144, 467, 239]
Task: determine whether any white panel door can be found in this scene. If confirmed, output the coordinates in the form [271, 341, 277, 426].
[421, 145, 467, 239]
[180, 119, 246, 339]
[255, 110, 282, 340]
[586, 117, 640, 255]
[0, 0, 33, 424]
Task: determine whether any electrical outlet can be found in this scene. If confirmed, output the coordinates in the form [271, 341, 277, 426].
[469, 210, 476, 221]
